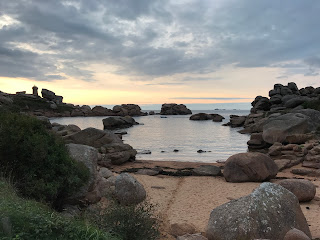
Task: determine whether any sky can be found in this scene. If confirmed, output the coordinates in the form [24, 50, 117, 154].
[0, 0, 320, 109]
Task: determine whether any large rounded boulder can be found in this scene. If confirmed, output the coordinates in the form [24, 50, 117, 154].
[278, 179, 316, 202]
[114, 173, 146, 205]
[206, 182, 311, 240]
[223, 152, 278, 182]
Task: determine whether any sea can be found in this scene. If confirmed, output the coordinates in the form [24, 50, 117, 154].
[50, 110, 250, 163]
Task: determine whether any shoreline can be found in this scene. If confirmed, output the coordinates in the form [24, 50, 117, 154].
[110, 160, 320, 239]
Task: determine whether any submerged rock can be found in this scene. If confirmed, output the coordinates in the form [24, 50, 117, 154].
[102, 116, 138, 130]
[206, 182, 311, 240]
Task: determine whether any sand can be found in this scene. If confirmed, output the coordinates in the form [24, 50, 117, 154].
[111, 161, 320, 239]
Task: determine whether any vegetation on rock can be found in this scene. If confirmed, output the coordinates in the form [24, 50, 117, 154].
[0, 111, 89, 207]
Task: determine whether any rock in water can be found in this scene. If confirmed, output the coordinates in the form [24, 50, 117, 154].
[114, 173, 146, 205]
[206, 182, 311, 240]
[160, 103, 192, 115]
[223, 152, 278, 182]
[102, 116, 138, 130]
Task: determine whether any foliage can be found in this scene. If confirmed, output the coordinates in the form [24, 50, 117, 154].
[302, 100, 320, 111]
[86, 201, 161, 240]
[0, 111, 89, 207]
[0, 180, 119, 240]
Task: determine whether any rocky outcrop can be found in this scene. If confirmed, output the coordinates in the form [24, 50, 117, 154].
[277, 179, 316, 202]
[113, 104, 145, 116]
[223, 115, 246, 127]
[189, 113, 224, 122]
[91, 106, 114, 116]
[66, 143, 99, 203]
[64, 128, 137, 165]
[114, 173, 146, 205]
[206, 182, 311, 240]
[160, 103, 192, 115]
[223, 152, 278, 182]
[192, 165, 221, 176]
[41, 89, 63, 104]
[102, 116, 138, 130]
[262, 112, 318, 144]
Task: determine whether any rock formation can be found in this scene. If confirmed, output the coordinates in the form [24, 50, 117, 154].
[189, 113, 224, 122]
[102, 116, 139, 130]
[160, 103, 192, 115]
[206, 182, 311, 240]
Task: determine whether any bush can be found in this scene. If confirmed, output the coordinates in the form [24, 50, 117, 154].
[0, 180, 119, 240]
[302, 100, 320, 111]
[0, 111, 89, 207]
[86, 201, 160, 240]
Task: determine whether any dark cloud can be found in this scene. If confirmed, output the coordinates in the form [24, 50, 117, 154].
[0, 0, 319, 82]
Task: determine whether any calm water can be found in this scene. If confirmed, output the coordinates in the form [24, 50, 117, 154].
[50, 110, 250, 163]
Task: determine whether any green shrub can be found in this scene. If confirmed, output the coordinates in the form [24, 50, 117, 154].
[86, 201, 160, 240]
[0, 111, 89, 207]
[302, 100, 320, 111]
[0, 180, 119, 240]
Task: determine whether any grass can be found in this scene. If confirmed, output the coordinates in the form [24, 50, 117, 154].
[0, 180, 119, 240]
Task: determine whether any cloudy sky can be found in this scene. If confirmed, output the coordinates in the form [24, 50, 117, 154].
[0, 0, 319, 109]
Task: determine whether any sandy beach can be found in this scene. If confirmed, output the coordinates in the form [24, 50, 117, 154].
[112, 160, 320, 239]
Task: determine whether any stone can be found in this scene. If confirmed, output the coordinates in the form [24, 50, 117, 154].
[192, 165, 221, 176]
[66, 143, 98, 202]
[281, 86, 293, 96]
[136, 169, 159, 176]
[114, 173, 146, 205]
[170, 223, 196, 237]
[102, 116, 138, 130]
[269, 94, 282, 105]
[160, 103, 192, 115]
[288, 82, 299, 92]
[81, 105, 92, 116]
[229, 115, 246, 127]
[91, 106, 114, 116]
[65, 127, 122, 148]
[189, 113, 224, 122]
[284, 97, 308, 108]
[223, 152, 278, 182]
[177, 234, 208, 240]
[262, 113, 317, 144]
[206, 182, 311, 240]
[97, 175, 116, 197]
[286, 134, 313, 144]
[149, 111, 155, 115]
[99, 167, 113, 179]
[278, 179, 316, 202]
[41, 89, 63, 104]
[274, 159, 291, 171]
[112, 104, 143, 116]
[283, 228, 311, 240]
[291, 168, 320, 177]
